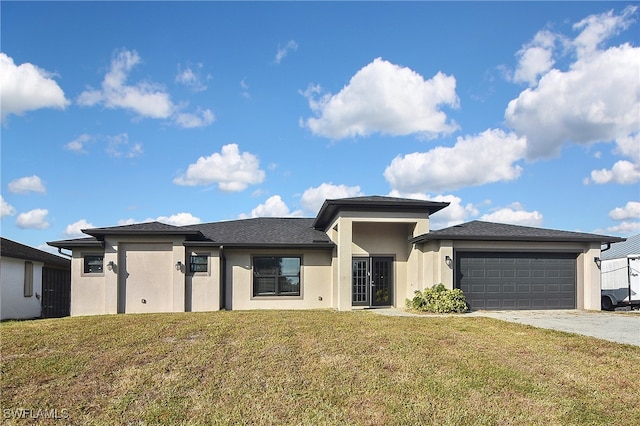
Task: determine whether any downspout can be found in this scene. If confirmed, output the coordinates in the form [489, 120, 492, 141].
[57, 248, 72, 258]
[219, 245, 226, 310]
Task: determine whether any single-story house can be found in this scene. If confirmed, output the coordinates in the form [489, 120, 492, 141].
[1, 237, 71, 320]
[47, 196, 624, 316]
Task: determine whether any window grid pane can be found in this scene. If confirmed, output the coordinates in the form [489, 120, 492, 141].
[190, 255, 208, 273]
[84, 255, 104, 273]
[253, 256, 301, 297]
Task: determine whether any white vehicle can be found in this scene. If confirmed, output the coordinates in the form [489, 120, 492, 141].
[601, 254, 640, 310]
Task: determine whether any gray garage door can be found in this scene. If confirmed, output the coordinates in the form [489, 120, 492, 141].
[457, 252, 577, 310]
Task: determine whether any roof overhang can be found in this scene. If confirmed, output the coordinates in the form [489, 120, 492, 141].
[411, 234, 626, 244]
[83, 229, 204, 238]
[47, 238, 105, 250]
[313, 197, 449, 230]
[199, 242, 336, 250]
[410, 220, 626, 245]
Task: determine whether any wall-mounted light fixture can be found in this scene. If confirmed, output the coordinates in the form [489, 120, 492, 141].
[445, 255, 453, 268]
[107, 261, 116, 271]
[175, 261, 183, 271]
[594, 256, 601, 269]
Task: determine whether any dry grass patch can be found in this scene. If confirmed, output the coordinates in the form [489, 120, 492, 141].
[2, 310, 639, 425]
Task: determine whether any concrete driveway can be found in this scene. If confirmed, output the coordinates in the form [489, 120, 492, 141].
[470, 310, 640, 346]
[371, 308, 640, 346]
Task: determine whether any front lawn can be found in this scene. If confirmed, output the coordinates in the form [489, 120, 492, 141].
[1, 310, 639, 425]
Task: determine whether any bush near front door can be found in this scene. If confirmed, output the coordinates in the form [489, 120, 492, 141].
[406, 284, 468, 313]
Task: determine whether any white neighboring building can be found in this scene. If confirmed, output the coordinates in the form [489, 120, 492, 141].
[1, 237, 71, 320]
[600, 234, 640, 310]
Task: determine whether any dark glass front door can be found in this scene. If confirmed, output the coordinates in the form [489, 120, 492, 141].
[352, 257, 393, 307]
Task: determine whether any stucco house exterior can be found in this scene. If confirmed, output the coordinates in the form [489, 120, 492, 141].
[47, 196, 623, 316]
[1, 237, 71, 320]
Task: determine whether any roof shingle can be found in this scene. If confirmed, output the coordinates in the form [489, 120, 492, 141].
[2, 237, 71, 267]
[412, 220, 625, 244]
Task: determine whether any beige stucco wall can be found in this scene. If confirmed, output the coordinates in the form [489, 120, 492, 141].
[418, 239, 605, 310]
[326, 211, 429, 310]
[224, 248, 333, 310]
[186, 248, 221, 312]
[70, 236, 188, 316]
[70, 249, 107, 316]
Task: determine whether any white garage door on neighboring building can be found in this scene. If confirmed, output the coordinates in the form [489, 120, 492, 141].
[457, 252, 577, 310]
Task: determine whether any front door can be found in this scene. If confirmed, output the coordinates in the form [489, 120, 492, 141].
[352, 257, 393, 307]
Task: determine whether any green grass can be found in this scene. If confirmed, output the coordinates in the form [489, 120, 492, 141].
[1, 310, 639, 425]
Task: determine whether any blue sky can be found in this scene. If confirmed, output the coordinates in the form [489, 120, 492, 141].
[1, 1, 639, 253]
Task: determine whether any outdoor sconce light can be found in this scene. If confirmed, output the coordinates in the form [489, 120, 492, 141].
[594, 257, 601, 269]
[107, 261, 116, 271]
[445, 255, 453, 268]
[175, 261, 183, 271]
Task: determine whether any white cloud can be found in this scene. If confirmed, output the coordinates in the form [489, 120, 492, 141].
[300, 183, 363, 213]
[389, 190, 480, 230]
[65, 133, 92, 153]
[1, 196, 16, 218]
[242, 195, 303, 218]
[512, 30, 558, 86]
[7, 175, 46, 194]
[572, 5, 637, 59]
[614, 132, 640, 162]
[302, 58, 459, 139]
[240, 79, 250, 99]
[77, 49, 174, 119]
[78, 49, 214, 128]
[16, 208, 50, 229]
[105, 133, 143, 158]
[384, 129, 526, 193]
[175, 63, 209, 92]
[609, 201, 640, 221]
[115, 213, 201, 227]
[588, 160, 640, 185]
[585, 133, 640, 185]
[505, 7, 640, 160]
[155, 212, 201, 226]
[480, 203, 544, 227]
[0, 52, 69, 122]
[64, 219, 94, 237]
[275, 40, 298, 64]
[596, 221, 640, 235]
[173, 143, 265, 192]
[173, 108, 215, 128]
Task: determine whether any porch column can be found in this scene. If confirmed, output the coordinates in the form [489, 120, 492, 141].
[336, 217, 353, 311]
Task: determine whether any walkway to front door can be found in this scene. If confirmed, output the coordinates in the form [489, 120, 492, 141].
[352, 257, 393, 307]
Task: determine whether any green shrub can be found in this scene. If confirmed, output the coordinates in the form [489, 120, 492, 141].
[405, 284, 468, 313]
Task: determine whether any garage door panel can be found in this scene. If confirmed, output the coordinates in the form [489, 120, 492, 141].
[486, 284, 501, 293]
[502, 284, 515, 293]
[458, 252, 576, 310]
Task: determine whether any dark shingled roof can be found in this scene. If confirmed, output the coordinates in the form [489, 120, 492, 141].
[82, 221, 203, 238]
[48, 218, 335, 250]
[47, 236, 104, 249]
[183, 218, 334, 248]
[2, 237, 70, 267]
[313, 196, 449, 230]
[411, 220, 626, 244]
